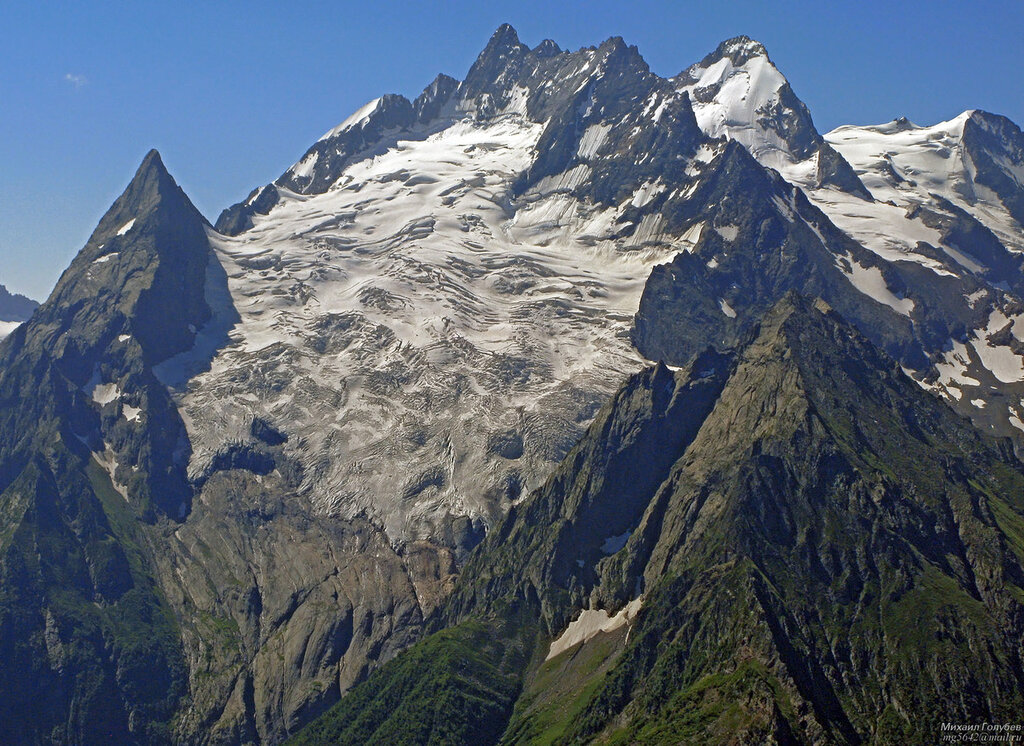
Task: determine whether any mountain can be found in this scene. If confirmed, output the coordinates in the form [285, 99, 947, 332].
[0, 283, 39, 339]
[188, 24, 1024, 559]
[0, 150, 211, 743]
[826, 110, 1024, 253]
[0, 152, 463, 743]
[673, 36, 870, 199]
[193, 25, 717, 547]
[2, 22, 1024, 745]
[292, 294, 1024, 745]
[644, 42, 1024, 443]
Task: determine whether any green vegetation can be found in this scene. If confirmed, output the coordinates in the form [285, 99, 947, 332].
[287, 619, 530, 745]
[0, 452, 187, 744]
[502, 629, 623, 745]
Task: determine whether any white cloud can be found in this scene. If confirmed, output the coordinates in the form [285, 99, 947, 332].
[64, 73, 88, 88]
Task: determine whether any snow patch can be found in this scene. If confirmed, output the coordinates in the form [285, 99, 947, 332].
[116, 218, 136, 236]
[290, 150, 319, 179]
[935, 341, 982, 388]
[714, 224, 739, 242]
[577, 124, 611, 160]
[546, 597, 643, 660]
[970, 337, 1024, 383]
[630, 181, 666, 209]
[91, 382, 121, 406]
[838, 256, 914, 316]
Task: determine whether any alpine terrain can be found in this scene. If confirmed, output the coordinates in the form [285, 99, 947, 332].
[1, 23, 1023, 745]
[0, 283, 38, 339]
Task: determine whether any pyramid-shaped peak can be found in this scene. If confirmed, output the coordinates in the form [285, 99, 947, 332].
[483, 23, 525, 55]
[115, 148, 200, 221]
[138, 147, 167, 174]
[461, 23, 531, 101]
[533, 38, 562, 57]
[127, 149, 182, 196]
[80, 148, 208, 257]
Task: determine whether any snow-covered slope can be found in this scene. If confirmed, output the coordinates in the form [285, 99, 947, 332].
[811, 112, 1024, 430]
[675, 40, 1023, 282]
[173, 34, 718, 543]
[168, 27, 1024, 550]
[0, 320, 21, 339]
[674, 36, 869, 198]
[826, 111, 1024, 253]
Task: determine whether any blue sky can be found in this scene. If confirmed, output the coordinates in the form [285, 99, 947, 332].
[2, 0, 1022, 299]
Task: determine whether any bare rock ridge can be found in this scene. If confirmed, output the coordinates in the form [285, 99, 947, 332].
[0, 284, 38, 322]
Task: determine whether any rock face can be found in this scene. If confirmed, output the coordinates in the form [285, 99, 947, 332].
[295, 295, 1024, 745]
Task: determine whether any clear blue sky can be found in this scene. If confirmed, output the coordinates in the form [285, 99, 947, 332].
[2, 0, 1022, 299]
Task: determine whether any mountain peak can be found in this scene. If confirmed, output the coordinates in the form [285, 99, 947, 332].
[0, 283, 38, 326]
[707, 35, 771, 66]
[469, 22, 528, 68]
[125, 148, 180, 201]
[91, 148, 207, 246]
[677, 35, 870, 197]
[595, 35, 648, 71]
[37, 148, 214, 367]
[477, 23, 526, 61]
[491, 22, 520, 45]
[138, 147, 166, 173]
[532, 38, 562, 57]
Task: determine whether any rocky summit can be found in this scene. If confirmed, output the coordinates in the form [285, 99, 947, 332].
[1, 23, 1023, 746]
[0, 283, 38, 340]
